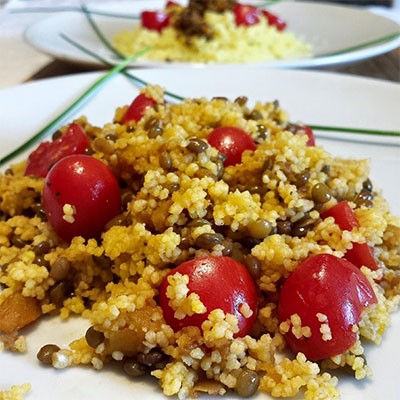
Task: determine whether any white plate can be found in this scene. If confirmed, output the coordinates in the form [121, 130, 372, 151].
[0, 68, 399, 400]
[24, 0, 400, 69]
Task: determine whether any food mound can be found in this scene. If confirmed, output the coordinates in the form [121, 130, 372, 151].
[1, 85, 399, 399]
[113, 0, 311, 63]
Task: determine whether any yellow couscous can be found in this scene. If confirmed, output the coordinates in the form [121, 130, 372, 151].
[0, 84, 399, 400]
[113, 1, 311, 63]
[0, 384, 31, 400]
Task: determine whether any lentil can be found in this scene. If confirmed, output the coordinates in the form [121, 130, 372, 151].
[187, 138, 209, 154]
[276, 220, 292, 235]
[148, 126, 164, 138]
[195, 233, 224, 250]
[355, 190, 374, 208]
[50, 257, 71, 281]
[311, 182, 332, 204]
[34, 255, 49, 268]
[248, 219, 272, 239]
[93, 137, 114, 155]
[92, 254, 112, 269]
[49, 282, 69, 306]
[159, 152, 173, 171]
[137, 349, 165, 367]
[144, 117, 161, 131]
[235, 370, 260, 397]
[37, 344, 60, 365]
[234, 96, 248, 106]
[85, 326, 105, 348]
[293, 170, 310, 187]
[363, 178, 373, 192]
[244, 254, 261, 280]
[291, 215, 315, 238]
[123, 359, 147, 377]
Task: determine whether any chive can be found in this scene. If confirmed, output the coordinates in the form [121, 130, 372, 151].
[80, 4, 125, 59]
[10, 7, 139, 19]
[308, 124, 400, 138]
[60, 33, 185, 102]
[318, 32, 400, 58]
[0, 48, 150, 168]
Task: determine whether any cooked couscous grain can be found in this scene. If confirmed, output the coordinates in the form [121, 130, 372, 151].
[0, 384, 31, 400]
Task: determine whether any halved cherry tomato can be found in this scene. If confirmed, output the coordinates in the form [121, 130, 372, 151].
[233, 3, 261, 26]
[43, 155, 121, 241]
[122, 93, 157, 124]
[322, 201, 378, 270]
[159, 256, 258, 337]
[207, 126, 256, 166]
[278, 254, 377, 361]
[262, 10, 287, 31]
[141, 10, 170, 32]
[24, 123, 90, 178]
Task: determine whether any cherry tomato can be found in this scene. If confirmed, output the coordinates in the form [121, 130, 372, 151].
[159, 256, 258, 337]
[24, 123, 90, 178]
[288, 123, 315, 146]
[122, 93, 157, 124]
[278, 254, 377, 361]
[207, 126, 256, 166]
[233, 3, 261, 26]
[43, 155, 121, 241]
[300, 125, 315, 146]
[141, 10, 170, 32]
[262, 10, 287, 31]
[166, 1, 179, 7]
[322, 201, 378, 270]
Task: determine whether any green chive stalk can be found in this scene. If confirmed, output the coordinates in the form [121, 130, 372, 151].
[0, 48, 150, 167]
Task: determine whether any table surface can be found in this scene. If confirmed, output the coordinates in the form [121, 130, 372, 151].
[337, 48, 399, 82]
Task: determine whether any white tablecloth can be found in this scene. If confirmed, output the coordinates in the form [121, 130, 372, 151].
[0, 0, 399, 89]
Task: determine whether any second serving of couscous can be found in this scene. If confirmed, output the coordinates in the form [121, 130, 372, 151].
[113, 1, 311, 63]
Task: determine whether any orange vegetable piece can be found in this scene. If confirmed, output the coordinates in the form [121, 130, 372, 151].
[0, 292, 41, 333]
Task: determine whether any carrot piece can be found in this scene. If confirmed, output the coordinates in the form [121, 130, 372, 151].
[0, 292, 41, 333]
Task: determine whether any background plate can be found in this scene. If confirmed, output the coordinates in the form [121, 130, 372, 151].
[24, 0, 400, 69]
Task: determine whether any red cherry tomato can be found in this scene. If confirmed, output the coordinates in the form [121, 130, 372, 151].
[25, 123, 90, 178]
[300, 125, 315, 146]
[122, 93, 157, 124]
[166, 1, 179, 7]
[233, 3, 261, 26]
[159, 256, 258, 337]
[262, 10, 287, 31]
[207, 126, 256, 166]
[322, 201, 378, 270]
[289, 124, 315, 146]
[43, 155, 121, 241]
[141, 10, 170, 32]
[278, 254, 377, 361]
